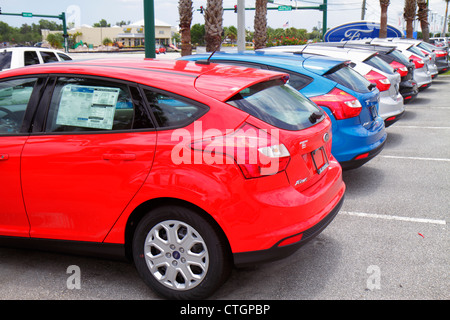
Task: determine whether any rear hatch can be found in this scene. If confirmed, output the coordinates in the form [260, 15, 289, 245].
[321, 63, 380, 128]
[222, 77, 334, 190]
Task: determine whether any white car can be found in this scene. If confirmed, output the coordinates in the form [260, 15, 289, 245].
[344, 39, 434, 90]
[0, 47, 72, 71]
[260, 45, 405, 127]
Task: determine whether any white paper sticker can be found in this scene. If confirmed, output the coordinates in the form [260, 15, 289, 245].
[56, 85, 120, 130]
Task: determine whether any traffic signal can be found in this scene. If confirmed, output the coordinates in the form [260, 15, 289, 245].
[234, 5, 237, 13]
[200, 6, 204, 14]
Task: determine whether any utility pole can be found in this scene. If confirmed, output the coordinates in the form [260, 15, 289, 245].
[361, 0, 367, 20]
[143, 0, 156, 59]
[237, 0, 245, 52]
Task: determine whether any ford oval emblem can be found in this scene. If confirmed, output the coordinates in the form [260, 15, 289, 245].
[323, 132, 330, 143]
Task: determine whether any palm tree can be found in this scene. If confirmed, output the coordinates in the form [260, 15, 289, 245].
[417, 0, 429, 42]
[178, 0, 193, 56]
[404, 0, 417, 39]
[379, 0, 390, 38]
[443, 0, 449, 36]
[205, 0, 223, 52]
[254, 0, 268, 49]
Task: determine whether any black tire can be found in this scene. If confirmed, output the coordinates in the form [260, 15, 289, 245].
[132, 205, 231, 299]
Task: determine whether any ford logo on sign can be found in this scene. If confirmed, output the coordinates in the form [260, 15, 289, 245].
[324, 21, 403, 42]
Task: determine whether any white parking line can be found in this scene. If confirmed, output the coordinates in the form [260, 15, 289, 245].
[341, 211, 446, 225]
[381, 155, 450, 162]
[394, 126, 450, 129]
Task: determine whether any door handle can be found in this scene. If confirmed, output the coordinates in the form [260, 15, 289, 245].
[103, 153, 136, 161]
[0, 154, 9, 161]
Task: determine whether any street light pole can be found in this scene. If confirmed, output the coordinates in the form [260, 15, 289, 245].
[143, 0, 156, 59]
[237, 0, 245, 52]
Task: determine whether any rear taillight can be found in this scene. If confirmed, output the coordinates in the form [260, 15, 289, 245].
[410, 55, 425, 69]
[310, 88, 362, 120]
[191, 123, 291, 179]
[434, 50, 447, 58]
[390, 61, 408, 77]
[364, 70, 391, 92]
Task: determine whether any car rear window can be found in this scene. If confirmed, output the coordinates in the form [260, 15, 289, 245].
[388, 49, 411, 66]
[364, 55, 395, 74]
[408, 46, 426, 57]
[226, 79, 324, 131]
[0, 51, 12, 71]
[324, 65, 372, 93]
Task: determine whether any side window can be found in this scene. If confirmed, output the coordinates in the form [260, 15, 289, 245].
[0, 77, 37, 134]
[45, 77, 154, 132]
[40, 51, 58, 63]
[57, 53, 72, 61]
[143, 89, 208, 128]
[0, 51, 12, 71]
[24, 51, 40, 66]
[266, 66, 313, 90]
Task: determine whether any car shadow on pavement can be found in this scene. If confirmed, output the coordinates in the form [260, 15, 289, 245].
[341, 165, 385, 198]
[212, 234, 342, 300]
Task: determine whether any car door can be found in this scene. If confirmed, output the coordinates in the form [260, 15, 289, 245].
[0, 77, 41, 237]
[21, 76, 157, 242]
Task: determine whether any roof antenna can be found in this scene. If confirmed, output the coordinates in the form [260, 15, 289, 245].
[196, 30, 225, 65]
[295, 42, 311, 55]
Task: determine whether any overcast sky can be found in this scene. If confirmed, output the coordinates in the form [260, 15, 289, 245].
[0, 0, 448, 32]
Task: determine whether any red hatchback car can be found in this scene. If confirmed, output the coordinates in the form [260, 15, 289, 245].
[0, 59, 345, 299]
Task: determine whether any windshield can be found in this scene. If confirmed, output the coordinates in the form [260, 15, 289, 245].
[325, 65, 373, 93]
[364, 55, 395, 74]
[226, 79, 324, 131]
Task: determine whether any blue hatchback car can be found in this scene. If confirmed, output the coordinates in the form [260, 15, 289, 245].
[179, 51, 386, 169]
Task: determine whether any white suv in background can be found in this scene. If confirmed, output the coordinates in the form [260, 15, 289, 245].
[0, 47, 72, 71]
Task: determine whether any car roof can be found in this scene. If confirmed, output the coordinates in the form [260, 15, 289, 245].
[0, 58, 287, 102]
[180, 51, 348, 76]
[312, 42, 397, 54]
[260, 44, 376, 62]
[1, 46, 67, 54]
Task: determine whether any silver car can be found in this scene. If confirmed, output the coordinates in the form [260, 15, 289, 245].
[260, 45, 405, 127]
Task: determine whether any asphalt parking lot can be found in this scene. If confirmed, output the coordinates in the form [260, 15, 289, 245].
[0, 54, 448, 301]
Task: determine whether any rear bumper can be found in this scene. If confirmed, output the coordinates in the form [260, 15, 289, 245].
[378, 92, 404, 122]
[384, 110, 405, 128]
[339, 136, 386, 170]
[233, 195, 345, 267]
[399, 80, 419, 104]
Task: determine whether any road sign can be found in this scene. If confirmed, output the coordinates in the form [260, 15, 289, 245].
[22, 12, 33, 17]
[278, 5, 292, 11]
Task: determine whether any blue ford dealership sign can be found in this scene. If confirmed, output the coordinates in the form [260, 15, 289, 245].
[324, 21, 404, 42]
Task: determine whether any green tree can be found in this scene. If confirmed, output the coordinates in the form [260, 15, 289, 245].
[93, 19, 111, 27]
[224, 25, 237, 44]
[191, 23, 205, 46]
[46, 33, 64, 48]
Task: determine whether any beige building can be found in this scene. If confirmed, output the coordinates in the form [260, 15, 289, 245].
[117, 19, 172, 47]
[42, 19, 173, 48]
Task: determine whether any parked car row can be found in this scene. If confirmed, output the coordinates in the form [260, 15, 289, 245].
[0, 37, 446, 300]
